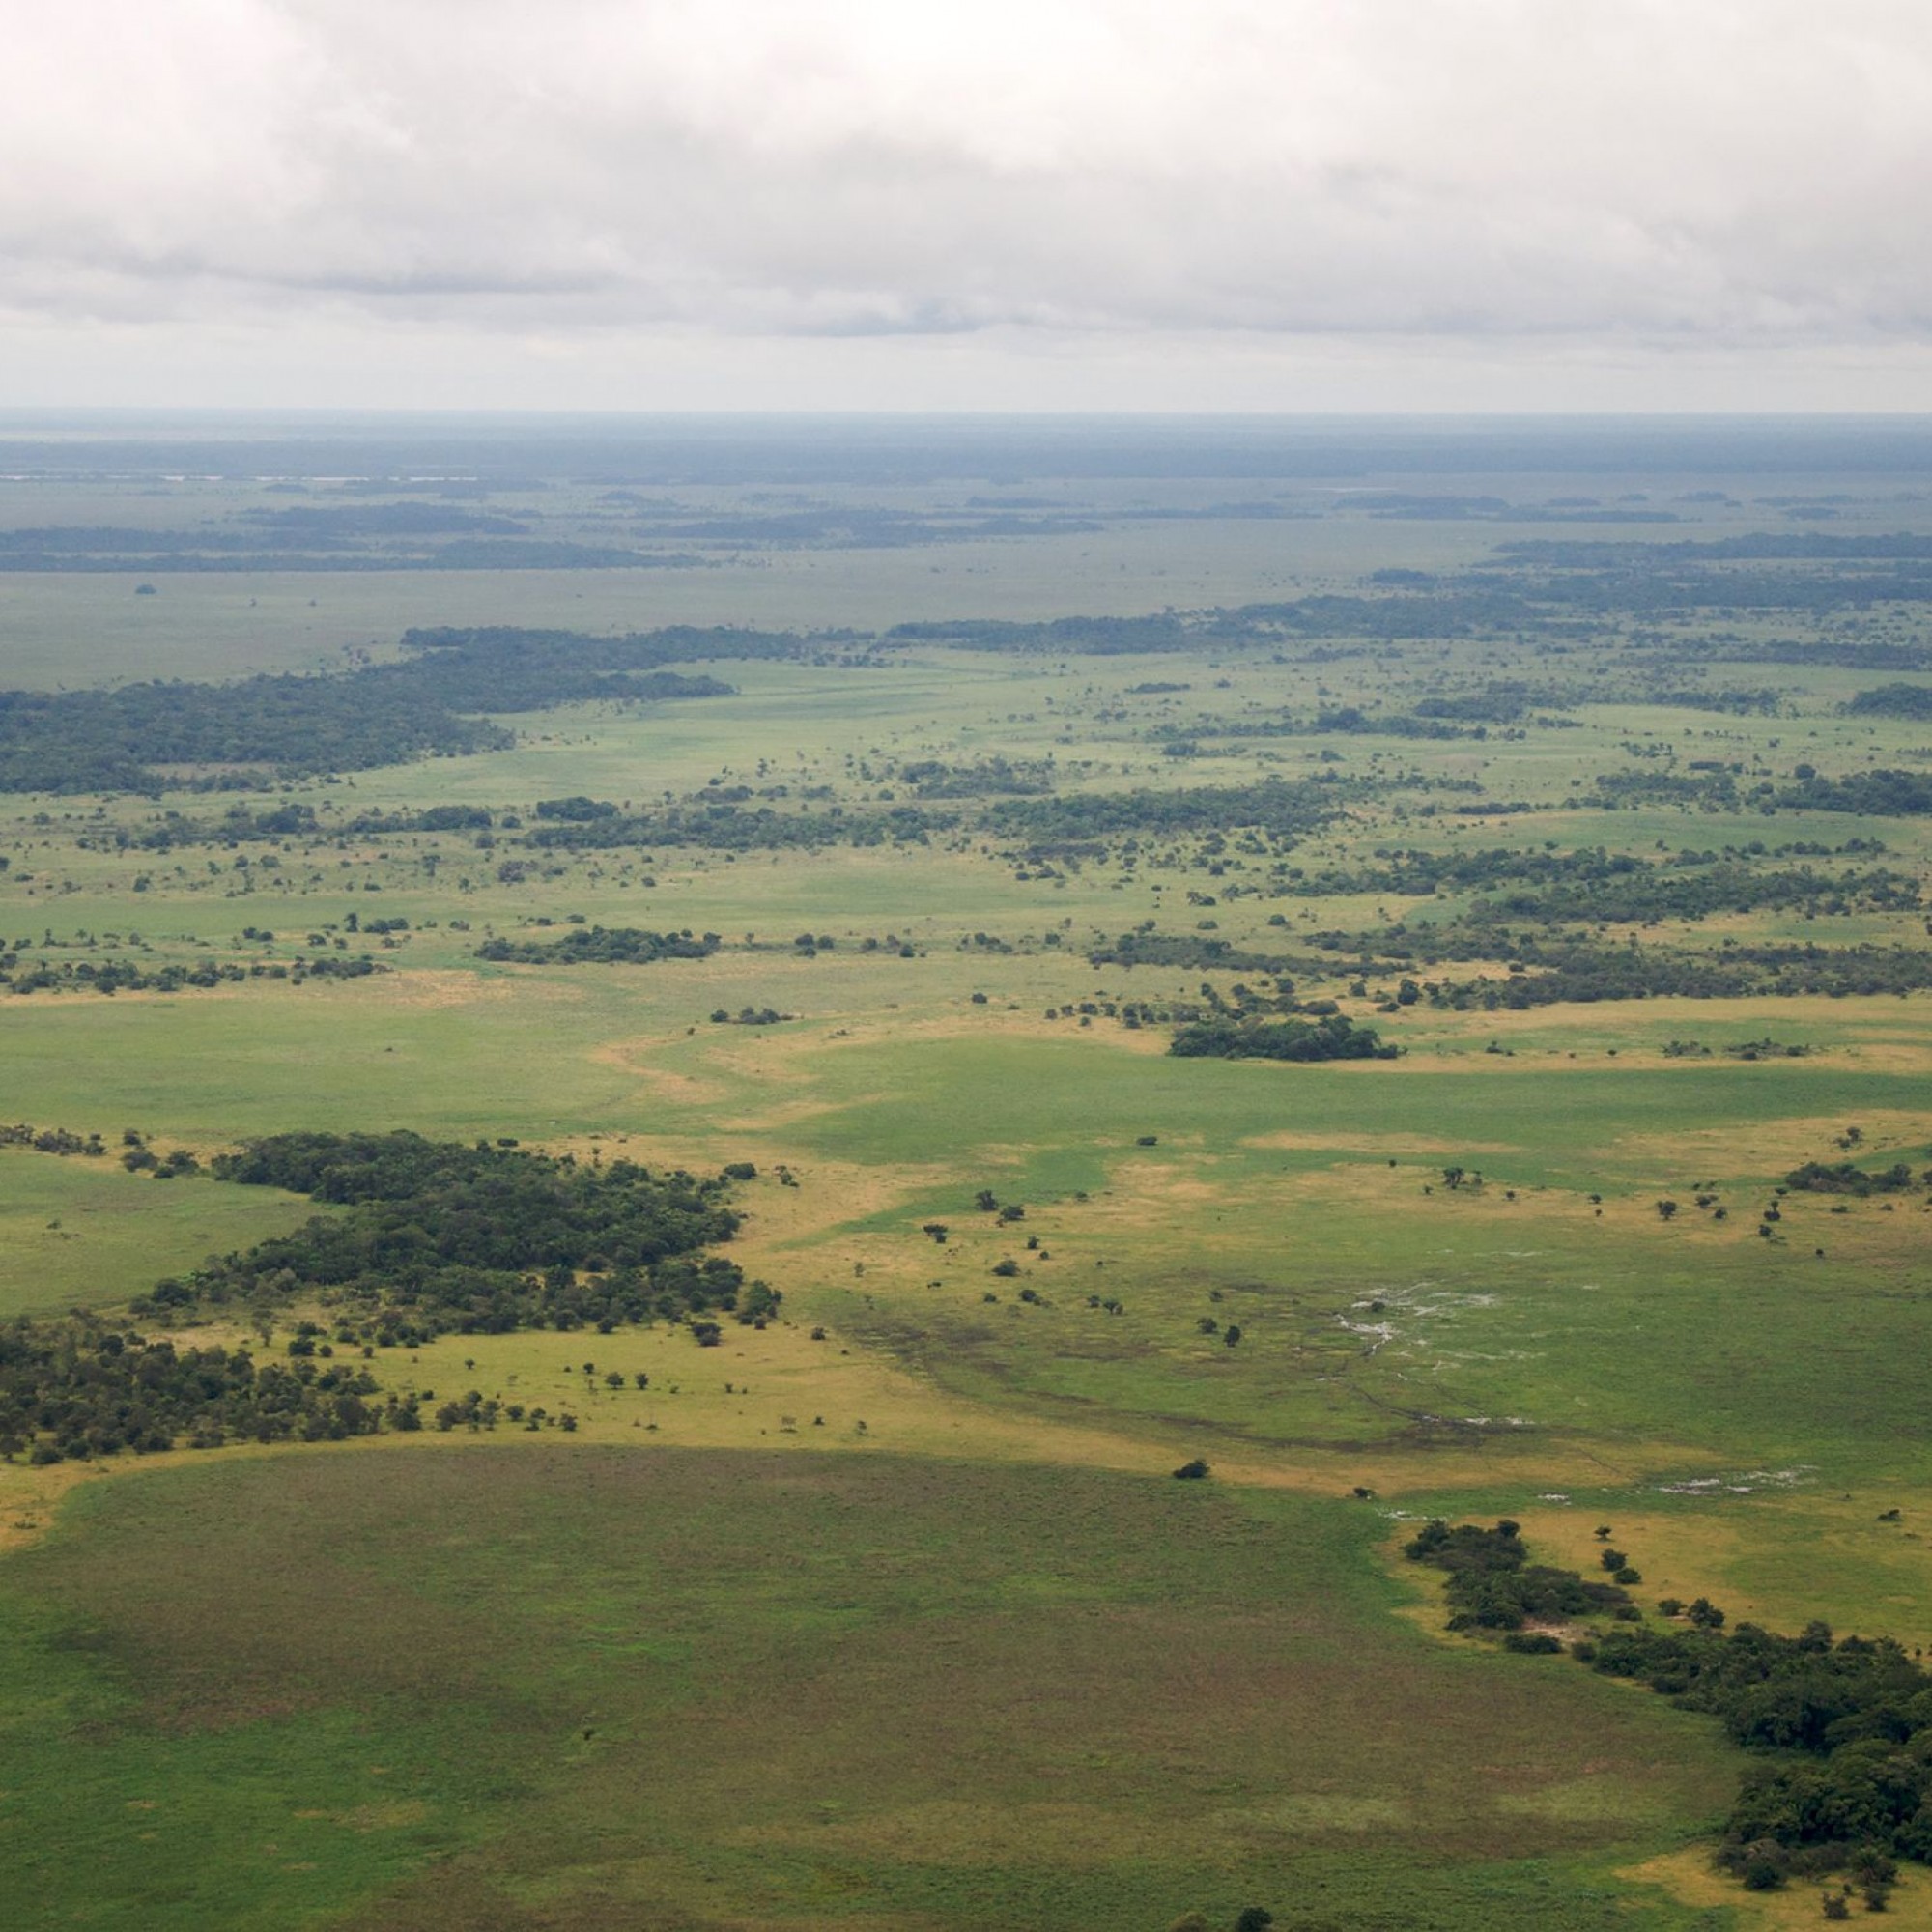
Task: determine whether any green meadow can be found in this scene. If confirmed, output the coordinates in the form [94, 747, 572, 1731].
[3, 1447, 1742, 1932]
[0, 1150, 322, 1318]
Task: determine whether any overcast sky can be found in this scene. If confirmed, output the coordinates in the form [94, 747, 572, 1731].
[5, 0, 1930, 412]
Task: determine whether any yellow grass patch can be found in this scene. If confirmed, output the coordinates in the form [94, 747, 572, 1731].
[1610, 1108, 1932, 1176]
[1512, 1495, 1932, 1649]
[586, 1038, 732, 1106]
[0, 1303, 1705, 1565]
[0, 1458, 114, 1556]
[354, 969, 526, 1012]
[355, 1318, 1208, 1479]
[1626, 1847, 1932, 1928]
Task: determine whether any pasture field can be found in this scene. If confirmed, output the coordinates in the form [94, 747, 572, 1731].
[2, 1446, 1746, 1932]
[3, 416, 1932, 1927]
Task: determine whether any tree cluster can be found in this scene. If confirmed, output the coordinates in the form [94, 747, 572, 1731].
[1404, 1520, 1632, 1631]
[0, 1318, 396, 1463]
[132, 1131, 761, 1347]
[0, 626, 742, 794]
[1846, 684, 1932, 720]
[1784, 1161, 1923, 1198]
[1778, 770, 1932, 818]
[1169, 1013, 1397, 1063]
[475, 926, 719, 966]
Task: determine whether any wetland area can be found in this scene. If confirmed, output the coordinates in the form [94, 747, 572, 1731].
[3, 413, 1932, 1930]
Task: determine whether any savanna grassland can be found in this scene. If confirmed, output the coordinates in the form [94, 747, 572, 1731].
[4, 415, 1932, 1931]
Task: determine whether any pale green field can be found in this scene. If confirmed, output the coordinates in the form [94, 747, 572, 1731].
[0, 1149, 325, 1318]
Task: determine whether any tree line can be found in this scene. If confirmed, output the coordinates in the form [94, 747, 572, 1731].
[1407, 1519, 1932, 1900]
[1, 948, 384, 997]
[1439, 940, 1932, 1009]
[0, 626, 745, 794]
[1169, 1013, 1397, 1063]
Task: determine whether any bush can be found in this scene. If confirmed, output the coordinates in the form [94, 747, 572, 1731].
[1503, 1632, 1564, 1655]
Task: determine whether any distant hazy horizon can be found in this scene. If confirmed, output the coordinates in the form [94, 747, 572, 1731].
[5, 411, 1932, 489]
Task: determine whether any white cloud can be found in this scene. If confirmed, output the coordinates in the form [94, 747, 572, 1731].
[3, 1, 1929, 402]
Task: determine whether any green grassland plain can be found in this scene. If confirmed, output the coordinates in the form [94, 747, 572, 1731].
[3, 439, 1932, 1928]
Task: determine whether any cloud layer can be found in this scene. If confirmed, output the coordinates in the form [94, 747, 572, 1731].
[4, 2, 1929, 403]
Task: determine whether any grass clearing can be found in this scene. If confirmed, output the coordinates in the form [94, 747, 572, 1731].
[3, 1444, 1743, 1932]
[0, 1148, 323, 1317]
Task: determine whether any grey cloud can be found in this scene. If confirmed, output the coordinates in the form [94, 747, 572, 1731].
[4, 0, 1930, 352]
